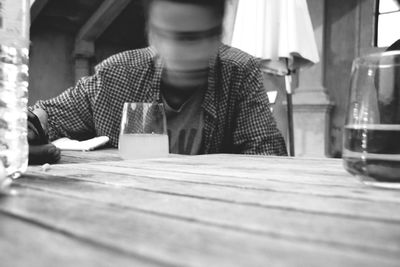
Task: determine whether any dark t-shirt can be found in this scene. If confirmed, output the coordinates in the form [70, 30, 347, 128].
[162, 88, 205, 155]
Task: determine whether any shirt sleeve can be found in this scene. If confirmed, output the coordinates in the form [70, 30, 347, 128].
[33, 75, 100, 141]
[233, 59, 288, 156]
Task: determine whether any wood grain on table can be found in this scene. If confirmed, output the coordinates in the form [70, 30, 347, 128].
[1, 151, 399, 267]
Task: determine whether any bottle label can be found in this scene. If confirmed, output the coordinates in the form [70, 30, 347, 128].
[0, 0, 29, 47]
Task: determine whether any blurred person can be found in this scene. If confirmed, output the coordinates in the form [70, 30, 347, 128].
[28, 0, 287, 164]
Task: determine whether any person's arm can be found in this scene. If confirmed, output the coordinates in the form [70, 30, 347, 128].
[232, 59, 287, 156]
[32, 75, 100, 141]
[28, 74, 100, 164]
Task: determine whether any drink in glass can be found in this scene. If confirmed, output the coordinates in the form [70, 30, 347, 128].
[119, 103, 169, 160]
[343, 51, 400, 188]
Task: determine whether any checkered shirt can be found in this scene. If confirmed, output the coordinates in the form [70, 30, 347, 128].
[34, 44, 287, 155]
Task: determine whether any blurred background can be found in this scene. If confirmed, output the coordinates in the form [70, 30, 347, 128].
[28, 0, 400, 158]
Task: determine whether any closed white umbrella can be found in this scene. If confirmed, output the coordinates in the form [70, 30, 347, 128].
[230, 0, 319, 156]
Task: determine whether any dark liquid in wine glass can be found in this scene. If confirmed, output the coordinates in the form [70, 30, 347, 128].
[343, 125, 400, 183]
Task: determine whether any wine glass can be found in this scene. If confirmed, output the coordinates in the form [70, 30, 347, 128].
[119, 103, 169, 160]
[343, 51, 400, 189]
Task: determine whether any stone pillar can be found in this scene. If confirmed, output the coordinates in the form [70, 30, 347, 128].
[293, 0, 333, 157]
[74, 40, 95, 83]
[74, 57, 91, 83]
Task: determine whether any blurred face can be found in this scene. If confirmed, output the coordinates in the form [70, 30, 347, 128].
[148, 1, 222, 87]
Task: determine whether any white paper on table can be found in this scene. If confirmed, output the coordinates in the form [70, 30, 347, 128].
[52, 136, 110, 151]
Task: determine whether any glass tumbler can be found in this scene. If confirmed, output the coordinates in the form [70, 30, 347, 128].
[119, 103, 169, 160]
[343, 51, 400, 188]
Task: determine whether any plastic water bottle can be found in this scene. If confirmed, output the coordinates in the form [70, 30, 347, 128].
[0, 0, 30, 181]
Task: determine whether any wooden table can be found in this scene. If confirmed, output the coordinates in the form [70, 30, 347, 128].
[1, 150, 400, 267]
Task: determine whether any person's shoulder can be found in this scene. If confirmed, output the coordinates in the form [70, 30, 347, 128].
[218, 44, 260, 70]
[95, 47, 156, 72]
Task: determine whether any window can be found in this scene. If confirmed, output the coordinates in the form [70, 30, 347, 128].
[375, 0, 400, 47]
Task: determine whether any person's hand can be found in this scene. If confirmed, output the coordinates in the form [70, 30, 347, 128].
[28, 110, 61, 165]
[28, 109, 47, 145]
[29, 144, 60, 165]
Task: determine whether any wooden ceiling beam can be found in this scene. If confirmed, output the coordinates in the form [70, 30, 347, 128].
[75, 0, 131, 45]
[74, 0, 131, 79]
